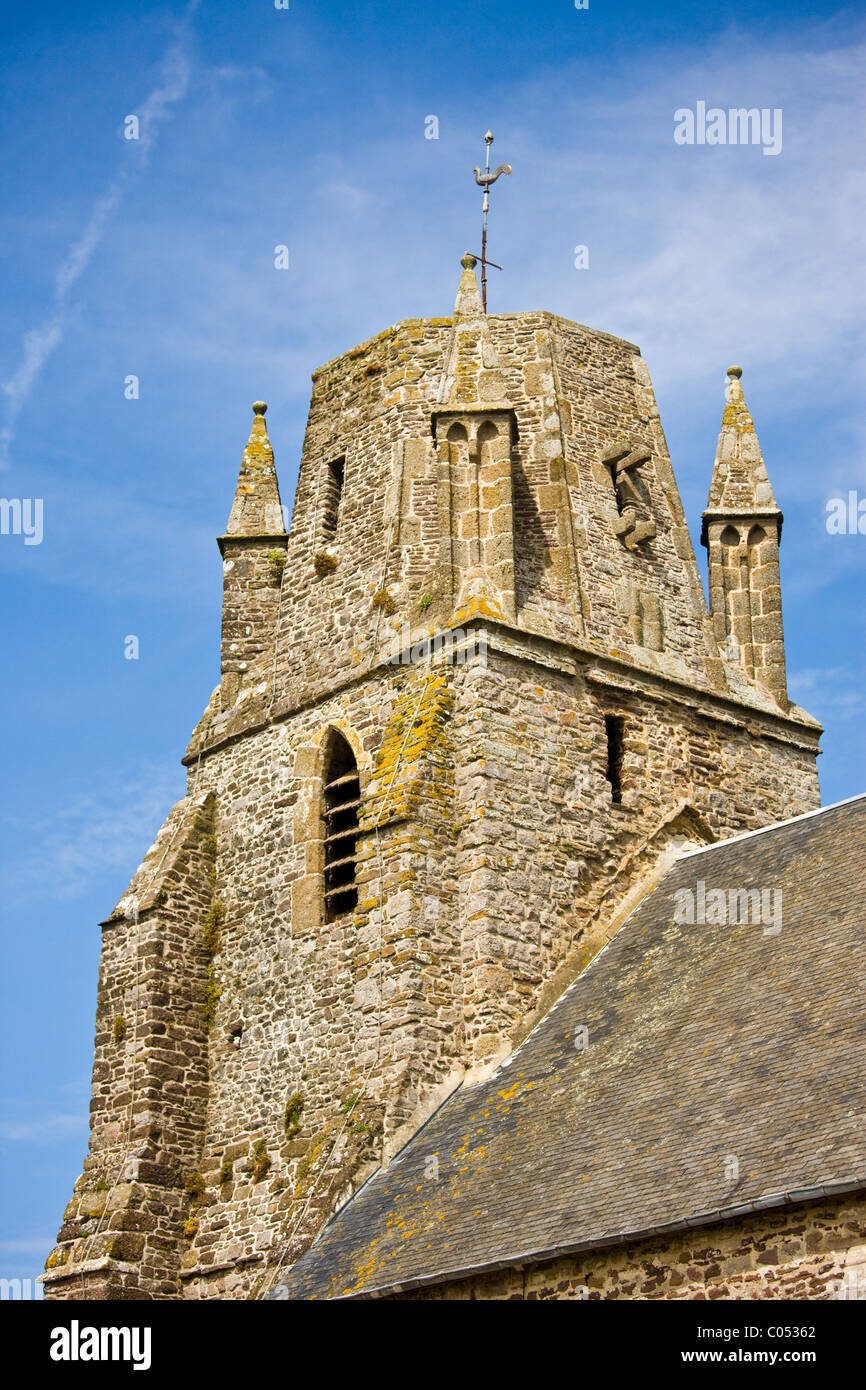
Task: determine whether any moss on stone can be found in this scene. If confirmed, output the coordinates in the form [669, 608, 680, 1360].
[204, 963, 222, 1026]
[252, 1138, 271, 1182]
[313, 551, 339, 576]
[184, 1170, 206, 1202]
[372, 589, 396, 614]
[283, 1093, 305, 1138]
[112, 1015, 126, 1044]
[266, 550, 287, 581]
[203, 901, 225, 956]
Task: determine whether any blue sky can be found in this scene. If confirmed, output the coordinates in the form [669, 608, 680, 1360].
[1, 0, 864, 1292]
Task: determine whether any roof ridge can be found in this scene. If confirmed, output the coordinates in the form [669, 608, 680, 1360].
[679, 791, 866, 860]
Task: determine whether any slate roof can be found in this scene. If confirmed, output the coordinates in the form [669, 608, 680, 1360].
[272, 796, 866, 1299]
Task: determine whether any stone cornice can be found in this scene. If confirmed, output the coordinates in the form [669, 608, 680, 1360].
[216, 532, 288, 557]
[183, 614, 821, 766]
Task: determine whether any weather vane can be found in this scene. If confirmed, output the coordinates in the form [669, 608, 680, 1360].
[472, 130, 512, 313]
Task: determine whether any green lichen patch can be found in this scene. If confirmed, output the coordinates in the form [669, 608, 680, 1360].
[112, 1015, 127, 1044]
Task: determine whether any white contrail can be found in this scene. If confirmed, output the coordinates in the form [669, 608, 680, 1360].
[0, 16, 196, 466]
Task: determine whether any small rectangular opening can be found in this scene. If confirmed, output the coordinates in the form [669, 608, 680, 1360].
[604, 715, 625, 805]
[320, 456, 345, 543]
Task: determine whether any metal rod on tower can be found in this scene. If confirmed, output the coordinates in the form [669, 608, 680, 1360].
[473, 130, 512, 314]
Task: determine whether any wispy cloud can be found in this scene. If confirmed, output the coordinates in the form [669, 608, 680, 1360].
[0, 16, 197, 467]
[8, 761, 185, 902]
[0, 1238, 56, 1255]
[0, 1113, 87, 1144]
[495, 33, 866, 397]
[788, 667, 866, 721]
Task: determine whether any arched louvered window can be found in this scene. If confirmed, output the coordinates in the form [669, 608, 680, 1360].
[322, 730, 360, 921]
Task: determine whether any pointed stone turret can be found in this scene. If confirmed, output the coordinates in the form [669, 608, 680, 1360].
[703, 367, 781, 519]
[453, 251, 484, 319]
[702, 367, 787, 706]
[225, 401, 285, 536]
[219, 402, 288, 708]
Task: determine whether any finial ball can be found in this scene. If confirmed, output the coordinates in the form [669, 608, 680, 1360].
[461, 252, 478, 269]
[484, 130, 494, 143]
[252, 401, 267, 415]
[726, 366, 743, 379]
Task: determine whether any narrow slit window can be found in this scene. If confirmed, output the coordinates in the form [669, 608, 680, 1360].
[607, 460, 627, 517]
[604, 715, 625, 805]
[322, 731, 359, 921]
[320, 457, 345, 544]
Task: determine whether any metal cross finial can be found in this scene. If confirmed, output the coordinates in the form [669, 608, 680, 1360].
[472, 130, 512, 313]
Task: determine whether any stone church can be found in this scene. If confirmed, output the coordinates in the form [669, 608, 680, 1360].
[43, 256, 865, 1300]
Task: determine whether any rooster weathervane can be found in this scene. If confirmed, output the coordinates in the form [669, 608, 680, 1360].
[472, 131, 512, 313]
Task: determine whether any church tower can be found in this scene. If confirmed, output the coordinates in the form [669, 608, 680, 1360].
[43, 258, 821, 1301]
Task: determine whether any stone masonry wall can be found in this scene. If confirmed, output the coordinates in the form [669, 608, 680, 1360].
[451, 638, 818, 1067]
[177, 664, 465, 1299]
